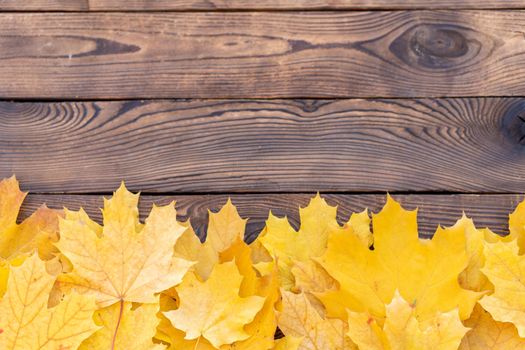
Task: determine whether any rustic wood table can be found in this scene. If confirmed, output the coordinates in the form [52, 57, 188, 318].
[1, 0, 524, 240]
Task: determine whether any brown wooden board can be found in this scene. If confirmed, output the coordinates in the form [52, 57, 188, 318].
[2, 99, 525, 194]
[1, 12, 525, 99]
[0, 98, 525, 193]
[0, 0, 524, 11]
[0, 0, 87, 11]
[21, 193, 525, 241]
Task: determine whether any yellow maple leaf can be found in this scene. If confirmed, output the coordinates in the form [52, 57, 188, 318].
[55, 183, 193, 307]
[460, 303, 525, 349]
[509, 198, 525, 253]
[273, 336, 303, 350]
[347, 209, 373, 248]
[439, 216, 503, 292]
[259, 194, 339, 263]
[160, 240, 280, 350]
[80, 300, 165, 350]
[164, 261, 265, 348]
[0, 176, 60, 296]
[174, 222, 218, 281]
[479, 239, 525, 338]
[227, 265, 280, 350]
[0, 254, 99, 349]
[258, 194, 364, 291]
[347, 291, 468, 350]
[317, 195, 480, 321]
[207, 198, 247, 253]
[174, 200, 247, 282]
[278, 290, 356, 350]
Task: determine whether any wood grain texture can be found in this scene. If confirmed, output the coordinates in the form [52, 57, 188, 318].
[1, 0, 524, 11]
[1, 11, 525, 98]
[0, 0, 87, 11]
[21, 193, 525, 241]
[2, 98, 525, 193]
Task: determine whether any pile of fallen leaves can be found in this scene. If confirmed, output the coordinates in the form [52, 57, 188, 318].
[1, 176, 525, 349]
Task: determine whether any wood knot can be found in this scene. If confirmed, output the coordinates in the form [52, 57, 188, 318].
[502, 101, 525, 146]
[389, 24, 486, 70]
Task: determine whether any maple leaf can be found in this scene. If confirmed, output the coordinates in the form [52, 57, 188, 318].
[479, 239, 525, 337]
[460, 304, 525, 349]
[160, 239, 280, 350]
[79, 299, 165, 350]
[206, 198, 247, 253]
[273, 337, 303, 350]
[164, 261, 265, 348]
[0, 254, 99, 349]
[258, 195, 366, 291]
[173, 199, 247, 282]
[55, 183, 193, 307]
[317, 195, 480, 321]
[278, 290, 356, 350]
[509, 199, 525, 253]
[158, 271, 279, 350]
[0, 176, 60, 296]
[347, 291, 468, 350]
[174, 223, 218, 281]
[439, 216, 503, 292]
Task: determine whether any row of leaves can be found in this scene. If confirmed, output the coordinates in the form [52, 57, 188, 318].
[1, 175, 525, 349]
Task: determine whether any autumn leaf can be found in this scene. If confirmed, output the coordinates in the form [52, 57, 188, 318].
[460, 303, 525, 349]
[0, 254, 98, 350]
[206, 198, 247, 253]
[164, 261, 265, 348]
[258, 195, 365, 291]
[174, 199, 247, 281]
[158, 269, 280, 350]
[56, 183, 193, 307]
[317, 195, 480, 321]
[479, 239, 525, 338]
[0, 176, 60, 296]
[509, 199, 525, 253]
[278, 290, 356, 350]
[79, 300, 165, 350]
[347, 291, 468, 350]
[273, 336, 303, 350]
[439, 215, 503, 292]
[174, 222, 218, 281]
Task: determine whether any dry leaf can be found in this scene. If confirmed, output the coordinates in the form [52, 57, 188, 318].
[207, 198, 247, 253]
[479, 239, 525, 337]
[164, 261, 265, 348]
[460, 304, 525, 349]
[56, 183, 193, 307]
[258, 195, 359, 291]
[0, 254, 98, 350]
[347, 291, 467, 350]
[174, 223, 218, 281]
[317, 195, 480, 321]
[0, 176, 60, 296]
[273, 336, 303, 350]
[278, 290, 356, 350]
[79, 300, 165, 350]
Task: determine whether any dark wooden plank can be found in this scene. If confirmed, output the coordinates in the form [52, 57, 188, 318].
[21, 193, 525, 241]
[1, 0, 524, 11]
[0, 0, 87, 11]
[2, 98, 525, 193]
[1, 12, 525, 98]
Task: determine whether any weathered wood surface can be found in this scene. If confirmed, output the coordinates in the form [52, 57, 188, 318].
[1, 12, 525, 98]
[2, 99, 525, 193]
[0, 0, 87, 11]
[21, 193, 524, 240]
[1, 0, 524, 11]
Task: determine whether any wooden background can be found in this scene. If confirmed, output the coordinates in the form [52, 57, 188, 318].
[1, 1, 524, 240]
